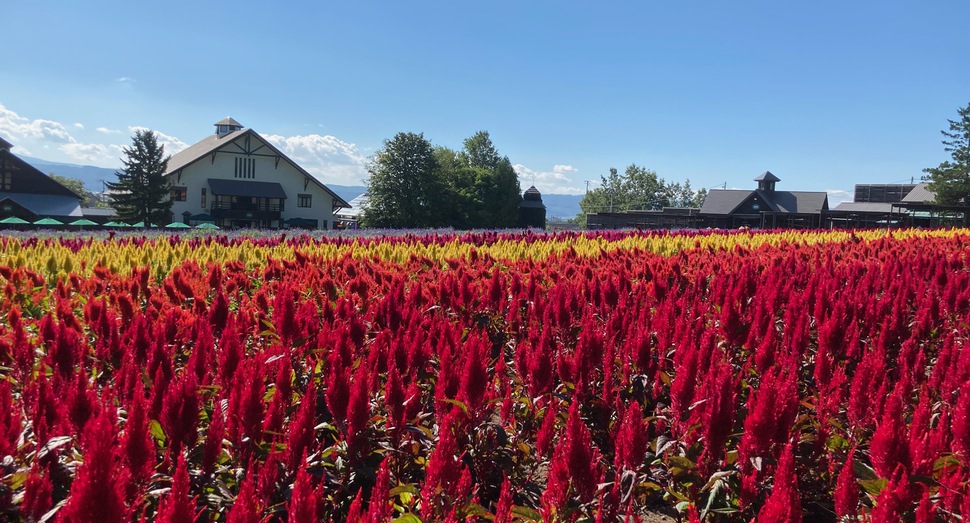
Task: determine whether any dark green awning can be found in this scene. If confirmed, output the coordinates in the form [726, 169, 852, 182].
[207, 179, 287, 199]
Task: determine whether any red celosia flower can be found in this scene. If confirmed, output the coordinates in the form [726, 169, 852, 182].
[870, 466, 915, 523]
[155, 454, 197, 523]
[227, 471, 260, 523]
[421, 411, 464, 513]
[202, 400, 226, 477]
[494, 475, 514, 523]
[286, 379, 317, 471]
[366, 457, 393, 522]
[288, 460, 317, 522]
[542, 400, 601, 508]
[951, 381, 970, 456]
[870, 383, 910, 478]
[535, 401, 559, 459]
[613, 401, 647, 473]
[60, 409, 128, 523]
[756, 443, 801, 523]
[161, 372, 200, 453]
[346, 363, 371, 461]
[459, 332, 490, 418]
[123, 390, 155, 483]
[0, 380, 22, 458]
[21, 463, 53, 522]
[833, 447, 859, 519]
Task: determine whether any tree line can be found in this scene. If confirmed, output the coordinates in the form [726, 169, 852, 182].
[361, 131, 522, 229]
[576, 164, 707, 225]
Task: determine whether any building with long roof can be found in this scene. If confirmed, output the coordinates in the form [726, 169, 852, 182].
[698, 171, 829, 228]
[164, 118, 350, 229]
[0, 135, 83, 221]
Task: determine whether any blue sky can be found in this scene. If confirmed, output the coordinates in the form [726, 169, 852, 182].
[1, 1, 967, 202]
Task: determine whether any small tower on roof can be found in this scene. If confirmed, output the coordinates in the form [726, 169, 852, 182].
[518, 185, 546, 228]
[214, 117, 243, 138]
[755, 170, 780, 192]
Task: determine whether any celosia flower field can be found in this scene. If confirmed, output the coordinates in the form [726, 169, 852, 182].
[1, 229, 969, 522]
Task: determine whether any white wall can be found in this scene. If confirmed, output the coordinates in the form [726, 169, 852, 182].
[167, 133, 339, 229]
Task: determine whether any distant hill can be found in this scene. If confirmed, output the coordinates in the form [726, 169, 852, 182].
[24, 156, 118, 192]
[22, 158, 584, 219]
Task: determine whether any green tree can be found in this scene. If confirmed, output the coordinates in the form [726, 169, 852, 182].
[105, 129, 172, 224]
[362, 132, 445, 228]
[437, 131, 521, 229]
[925, 101, 970, 205]
[48, 174, 98, 207]
[576, 165, 706, 225]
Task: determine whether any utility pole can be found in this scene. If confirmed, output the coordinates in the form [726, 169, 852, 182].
[585, 180, 592, 194]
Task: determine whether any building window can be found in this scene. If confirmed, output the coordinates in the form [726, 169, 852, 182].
[1, 172, 11, 191]
[235, 157, 256, 179]
[298, 194, 312, 208]
[171, 186, 187, 201]
[201, 188, 206, 208]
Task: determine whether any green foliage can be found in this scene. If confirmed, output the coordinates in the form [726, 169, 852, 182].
[925, 101, 970, 205]
[366, 131, 522, 230]
[362, 132, 446, 228]
[105, 129, 172, 225]
[576, 164, 705, 224]
[48, 174, 96, 207]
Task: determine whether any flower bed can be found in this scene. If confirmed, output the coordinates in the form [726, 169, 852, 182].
[0, 229, 967, 521]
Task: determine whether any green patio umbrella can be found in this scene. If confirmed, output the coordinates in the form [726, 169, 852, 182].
[131, 221, 146, 228]
[102, 221, 123, 227]
[165, 222, 191, 229]
[32, 217, 64, 226]
[0, 216, 30, 224]
[195, 222, 220, 230]
[69, 218, 98, 226]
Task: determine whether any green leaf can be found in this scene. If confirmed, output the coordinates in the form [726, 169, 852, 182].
[666, 455, 696, 471]
[391, 514, 423, 523]
[511, 506, 542, 522]
[148, 419, 166, 444]
[441, 398, 469, 416]
[859, 478, 888, 496]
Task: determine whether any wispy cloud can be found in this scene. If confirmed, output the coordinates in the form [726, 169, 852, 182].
[73, 123, 84, 130]
[117, 77, 135, 84]
[263, 133, 367, 186]
[128, 126, 189, 155]
[96, 127, 121, 134]
[513, 163, 585, 195]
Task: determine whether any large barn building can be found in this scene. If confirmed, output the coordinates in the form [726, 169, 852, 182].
[164, 118, 350, 229]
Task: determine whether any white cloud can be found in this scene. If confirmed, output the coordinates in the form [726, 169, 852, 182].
[513, 163, 585, 195]
[0, 104, 77, 144]
[96, 127, 121, 134]
[117, 77, 135, 83]
[74, 123, 84, 130]
[262, 133, 367, 186]
[59, 142, 125, 166]
[128, 126, 189, 155]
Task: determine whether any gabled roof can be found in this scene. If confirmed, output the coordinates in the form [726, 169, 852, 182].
[768, 191, 828, 213]
[0, 136, 11, 151]
[699, 189, 754, 215]
[754, 170, 780, 182]
[215, 117, 243, 127]
[901, 182, 936, 203]
[165, 128, 350, 208]
[0, 193, 83, 217]
[700, 189, 828, 215]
